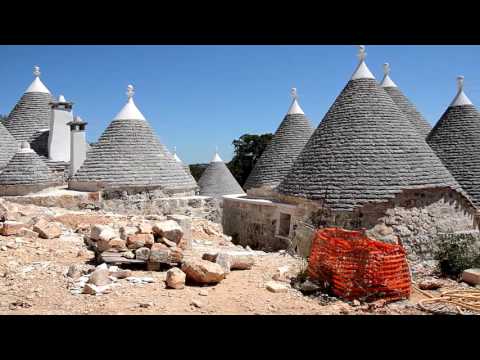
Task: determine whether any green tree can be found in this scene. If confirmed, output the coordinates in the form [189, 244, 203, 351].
[189, 163, 209, 182]
[227, 133, 273, 186]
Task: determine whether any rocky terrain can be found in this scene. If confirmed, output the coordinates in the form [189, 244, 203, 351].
[0, 198, 477, 315]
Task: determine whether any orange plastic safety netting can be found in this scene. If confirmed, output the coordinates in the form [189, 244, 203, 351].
[307, 228, 411, 302]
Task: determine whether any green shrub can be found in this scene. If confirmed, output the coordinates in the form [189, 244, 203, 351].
[434, 232, 480, 276]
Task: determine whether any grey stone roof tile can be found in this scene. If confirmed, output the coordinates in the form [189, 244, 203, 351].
[3, 92, 53, 143]
[383, 86, 432, 138]
[0, 123, 18, 170]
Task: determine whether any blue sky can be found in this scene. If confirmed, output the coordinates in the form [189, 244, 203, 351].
[1, 45, 480, 164]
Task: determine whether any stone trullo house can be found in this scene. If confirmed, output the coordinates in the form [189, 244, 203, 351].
[380, 63, 432, 138]
[223, 46, 477, 261]
[1, 66, 83, 181]
[198, 150, 245, 197]
[427, 76, 480, 208]
[0, 120, 18, 170]
[68, 85, 198, 197]
[172, 146, 192, 176]
[244, 88, 314, 193]
[0, 142, 58, 196]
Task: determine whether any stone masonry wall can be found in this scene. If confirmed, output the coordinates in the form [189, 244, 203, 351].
[224, 188, 477, 261]
[222, 197, 291, 251]
[286, 188, 477, 261]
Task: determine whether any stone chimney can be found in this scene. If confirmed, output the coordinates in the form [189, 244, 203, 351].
[48, 95, 73, 162]
[67, 116, 88, 177]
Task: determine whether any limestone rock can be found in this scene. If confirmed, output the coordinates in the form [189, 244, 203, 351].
[19, 228, 38, 238]
[88, 268, 111, 286]
[122, 251, 135, 259]
[33, 219, 62, 239]
[149, 243, 183, 264]
[137, 222, 153, 234]
[110, 269, 132, 279]
[191, 299, 203, 308]
[462, 269, 480, 286]
[181, 258, 225, 284]
[135, 247, 151, 261]
[67, 264, 84, 279]
[272, 265, 291, 282]
[0, 221, 25, 236]
[418, 278, 444, 290]
[153, 220, 183, 243]
[119, 226, 137, 240]
[230, 254, 254, 270]
[108, 238, 127, 252]
[265, 281, 289, 293]
[202, 252, 218, 262]
[90, 224, 116, 242]
[126, 233, 154, 249]
[158, 237, 177, 248]
[215, 253, 231, 274]
[83, 283, 111, 295]
[166, 267, 186, 289]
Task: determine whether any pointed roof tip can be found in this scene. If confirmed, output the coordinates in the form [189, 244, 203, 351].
[380, 63, 398, 88]
[58, 95, 66, 102]
[25, 65, 51, 94]
[113, 84, 146, 121]
[450, 75, 473, 107]
[211, 150, 223, 162]
[19, 141, 34, 153]
[351, 45, 375, 80]
[287, 88, 305, 115]
[173, 147, 182, 162]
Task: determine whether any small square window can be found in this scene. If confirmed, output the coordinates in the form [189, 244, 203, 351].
[278, 213, 292, 237]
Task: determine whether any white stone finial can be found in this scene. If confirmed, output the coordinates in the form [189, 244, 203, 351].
[457, 76, 465, 92]
[212, 149, 223, 162]
[127, 84, 135, 100]
[291, 87, 298, 100]
[351, 45, 375, 80]
[33, 65, 41, 77]
[380, 62, 397, 87]
[59, 95, 66, 102]
[383, 63, 390, 76]
[25, 65, 50, 93]
[114, 84, 146, 121]
[357, 45, 366, 62]
[450, 75, 473, 107]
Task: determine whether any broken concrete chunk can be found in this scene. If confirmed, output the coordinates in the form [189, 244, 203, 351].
[462, 269, 480, 286]
[181, 258, 225, 284]
[152, 220, 183, 243]
[90, 224, 116, 242]
[33, 219, 62, 239]
[166, 267, 186, 289]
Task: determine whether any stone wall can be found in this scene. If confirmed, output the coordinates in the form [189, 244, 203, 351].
[101, 193, 222, 223]
[224, 188, 478, 261]
[222, 196, 295, 251]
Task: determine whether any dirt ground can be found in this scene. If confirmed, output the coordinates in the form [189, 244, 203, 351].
[0, 201, 473, 315]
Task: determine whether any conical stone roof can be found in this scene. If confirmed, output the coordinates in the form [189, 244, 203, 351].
[244, 88, 314, 190]
[0, 142, 54, 186]
[427, 76, 480, 207]
[198, 151, 245, 197]
[277, 46, 465, 212]
[69, 85, 198, 194]
[380, 63, 431, 138]
[0, 122, 18, 170]
[3, 66, 53, 143]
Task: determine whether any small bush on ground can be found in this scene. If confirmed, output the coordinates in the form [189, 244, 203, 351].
[434, 232, 480, 276]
